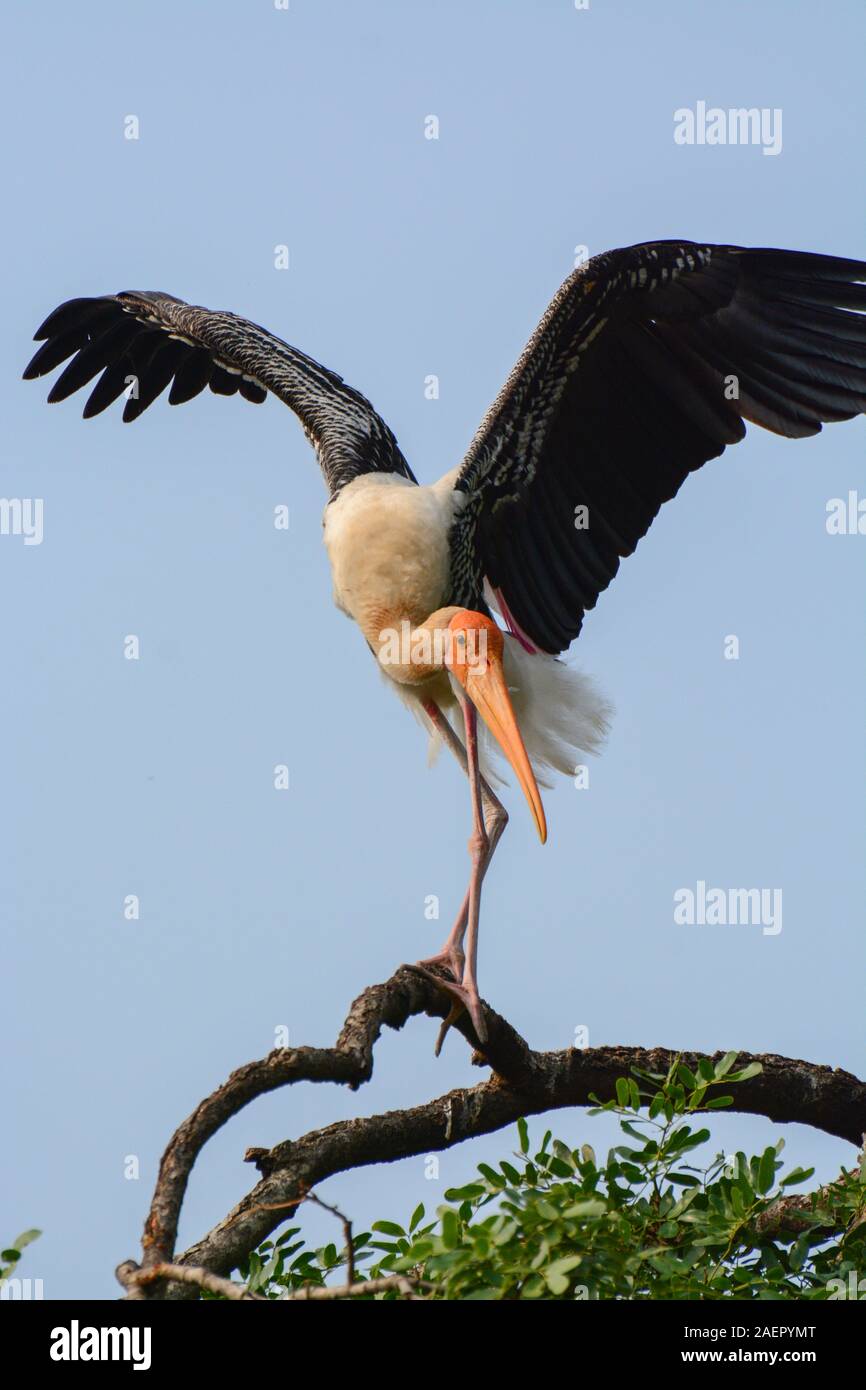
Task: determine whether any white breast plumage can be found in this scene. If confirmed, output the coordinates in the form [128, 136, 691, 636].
[323, 470, 462, 646]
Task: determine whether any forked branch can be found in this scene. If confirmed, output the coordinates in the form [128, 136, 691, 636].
[118, 965, 866, 1299]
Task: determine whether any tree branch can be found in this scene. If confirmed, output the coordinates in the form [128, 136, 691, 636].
[281, 1275, 426, 1301]
[122, 964, 866, 1299]
[117, 1260, 265, 1300]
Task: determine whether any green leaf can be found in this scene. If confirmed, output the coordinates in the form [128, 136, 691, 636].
[409, 1203, 425, 1233]
[757, 1147, 777, 1194]
[548, 1157, 573, 1179]
[517, 1117, 529, 1154]
[668, 1188, 700, 1219]
[440, 1210, 460, 1250]
[780, 1166, 816, 1188]
[725, 1062, 763, 1083]
[544, 1270, 570, 1295]
[371, 1220, 406, 1237]
[563, 1199, 607, 1219]
[276, 1241, 303, 1261]
[678, 1063, 698, 1091]
[706, 1095, 734, 1109]
[275, 1227, 301, 1247]
[406, 1238, 434, 1260]
[548, 1254, 582, 1276]
[789, 1232, 813, 1271]
[714, 1051, 740, 1080]
[619, 1163, 644, 1185]
[444, 1183, 485, 1201]
[12, 1230, 41, 1251]
[619, 1120, 646, 1143]
[615, 1078, 630, 1107]
[521, 1274, 546, 1298]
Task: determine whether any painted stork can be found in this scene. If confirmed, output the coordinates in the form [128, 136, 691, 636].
[24, 240, 866, 1049]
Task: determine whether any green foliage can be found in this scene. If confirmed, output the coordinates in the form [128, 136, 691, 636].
[235, 1057, 866, 1300]
[231, 1226, 332, 1297]
[0, 1229, 41, 1284]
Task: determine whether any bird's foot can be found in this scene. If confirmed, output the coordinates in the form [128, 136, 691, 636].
[407, 963, 488, 1055]
[415, 942, 465, 984]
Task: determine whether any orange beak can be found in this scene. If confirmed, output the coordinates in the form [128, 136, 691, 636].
[448, 614, 547, 844]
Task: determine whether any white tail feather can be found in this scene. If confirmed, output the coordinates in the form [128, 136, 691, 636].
[499, 637, 611, 786]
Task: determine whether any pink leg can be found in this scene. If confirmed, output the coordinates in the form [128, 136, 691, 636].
[459, 693, 489, 1037]
[414, 697, 509, 1049]
[415, 888, 470, 983]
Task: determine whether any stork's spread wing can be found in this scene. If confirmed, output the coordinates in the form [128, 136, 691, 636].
[449, 241, 866, 653]
[23, 291, 414, 497]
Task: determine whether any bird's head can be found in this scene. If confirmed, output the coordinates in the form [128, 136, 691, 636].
[440, 609, 547, 844]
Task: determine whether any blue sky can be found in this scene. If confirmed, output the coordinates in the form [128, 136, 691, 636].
[2, 0, 864, 1299]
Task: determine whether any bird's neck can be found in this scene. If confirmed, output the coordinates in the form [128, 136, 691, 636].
[372, 608, 460, 686]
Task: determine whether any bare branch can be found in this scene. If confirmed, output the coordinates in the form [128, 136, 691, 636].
[281, 1275, 427, 1301]
[118, 1260, 265, 1301]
